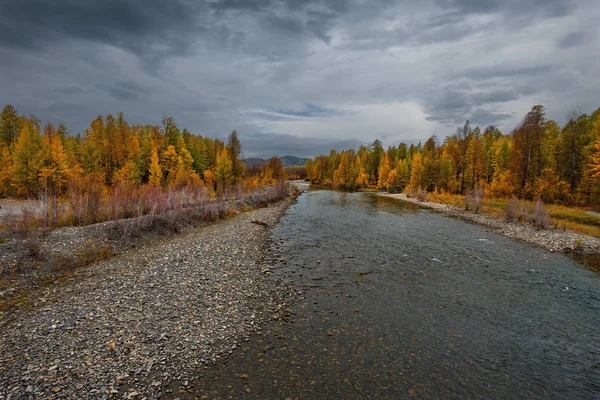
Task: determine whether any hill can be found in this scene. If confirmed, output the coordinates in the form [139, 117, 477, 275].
[243, 155, 308, 167]
[243, 158, 267, 168]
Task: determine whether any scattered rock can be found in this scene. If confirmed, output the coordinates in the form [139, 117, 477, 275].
[0, 198, 297, 398]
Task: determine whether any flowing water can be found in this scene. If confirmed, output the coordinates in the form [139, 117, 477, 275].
[192, 187, 600, 399]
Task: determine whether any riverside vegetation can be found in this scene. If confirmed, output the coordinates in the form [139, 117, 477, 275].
[0, 105, 293, 321]
[305, 105, 600, 240]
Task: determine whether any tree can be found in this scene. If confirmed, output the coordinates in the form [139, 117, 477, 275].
[162, 145, 179, 184]
[0, 104, 23, 147]
[227, 130, 241, 161]
[512, 105, 545, 194]
[162, 116, 180, 149]
[590, 136, 600, 178]
[371, 139, 384, 183]
[556, 112, 592, 190]
[377, 153, 392, 189]
[409, 152, 424, 189]
[174, 145, 200, 188]
[148, 148, 163, 186]
[38, 123, 69, 194]
[214, 149, 235, 190]
[0, 146, 12, 196]
[11, 119, 42, 197]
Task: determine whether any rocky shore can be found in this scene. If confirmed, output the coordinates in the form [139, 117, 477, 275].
[380, 193, 600, 254]
[0, 197, 298, 399]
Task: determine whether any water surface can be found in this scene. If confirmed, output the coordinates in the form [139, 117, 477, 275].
[192, 188, 600, 399]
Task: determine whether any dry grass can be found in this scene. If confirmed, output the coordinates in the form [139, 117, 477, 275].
[425, 191, 600, 237]
[0, 180, 291, 238]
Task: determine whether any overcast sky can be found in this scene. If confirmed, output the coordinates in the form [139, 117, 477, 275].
[1, 0, 599, 158]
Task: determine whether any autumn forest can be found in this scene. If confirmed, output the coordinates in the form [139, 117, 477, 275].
[306, 105, 600, 207]
[0, 104, 286, 229]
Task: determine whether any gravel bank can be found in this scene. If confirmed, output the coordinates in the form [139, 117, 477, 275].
[380, 193, 600, 254]
[0, 198, 297, 399]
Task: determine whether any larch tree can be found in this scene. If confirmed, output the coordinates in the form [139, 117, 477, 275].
[214, 148, 235, 190]
[148, 148, 163, 187]
[377, 153, 392, 190]
[0, 104, 23, 148]
[0, 146, 12, 196]
[162, 145, 179, 184]
[11, 119, 42, 197]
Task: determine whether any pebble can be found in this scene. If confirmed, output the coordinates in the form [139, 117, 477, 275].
[0, 198, 297, 398]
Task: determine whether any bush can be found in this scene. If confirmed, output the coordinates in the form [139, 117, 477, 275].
[465, 187, 483, 213]
[517, 199, 529, 222]
[532, 197, 550, 229]
[505, 196, 518, 222]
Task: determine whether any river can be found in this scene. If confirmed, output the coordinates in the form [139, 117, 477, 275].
[191, 187, 600, 399]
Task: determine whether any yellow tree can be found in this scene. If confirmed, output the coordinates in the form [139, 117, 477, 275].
[11, 119, 42, 197]
[38, 124, 69, 226]
[0, 146, 12, 196]
[377, 153, 392, 189]
[353, 155, 368, 188]
[386, 168, 399, 192]
[174, 145, 201, 188]
[396, 159, 410, 191]
[334, 152, 351, 188]
[590, 136, 600, 178]
[38, 124, 69, 194]
[148, 148, 163, 187]
[162, 145, 179, 184]
[203, 169, 215, 193]
[409, 152, 424, 189]
[214, 148, 235, 190]
[113, 160, 137, 187]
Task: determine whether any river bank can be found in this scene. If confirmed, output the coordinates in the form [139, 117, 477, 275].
[0, 196, 299, 399]
[380, 192, 600, 254]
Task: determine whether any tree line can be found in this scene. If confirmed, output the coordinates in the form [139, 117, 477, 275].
[0, 104, 286, 199]
[306, 105, 600, 206]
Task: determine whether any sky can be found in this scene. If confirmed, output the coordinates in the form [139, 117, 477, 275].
[0, 0, 599, 159]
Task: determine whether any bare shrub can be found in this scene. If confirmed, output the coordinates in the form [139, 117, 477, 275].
[465, 187, 483, 213]
[106, 221, 127, 241]
[416, 188, 427, 202]
[505, 196, 518, 222]
[517, 199, 529, 222]
[532, 197, 550, 229]
[149, 215, 181, 235]
[22, 236, 44, 261]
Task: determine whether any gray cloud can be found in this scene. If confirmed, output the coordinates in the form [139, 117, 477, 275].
[472, 90, 521, 104]
[436, 0, 574, 17]
[557, 31, 586, 49]
[240, 133, 365, 159]
[0, 0, 598, 158]
[0, 0, 202, 56]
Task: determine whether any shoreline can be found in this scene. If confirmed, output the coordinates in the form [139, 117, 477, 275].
[0, 196, 299, 398]
[380, 193, 600, 255]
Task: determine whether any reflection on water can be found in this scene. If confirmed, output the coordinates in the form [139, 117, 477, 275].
[570, 253, 600, 274]
[191, 189, 600, 399]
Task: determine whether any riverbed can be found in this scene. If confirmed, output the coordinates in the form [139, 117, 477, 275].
[191, 187, 600, 399]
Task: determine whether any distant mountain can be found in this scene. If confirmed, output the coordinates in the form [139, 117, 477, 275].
[243, 155, 308, 167]
[280, 155, 309, 166]
[243, 158, 268, 168]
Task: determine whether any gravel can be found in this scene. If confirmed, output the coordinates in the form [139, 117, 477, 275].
[0, 198, 297, 399]
[381, 193, 600, 254]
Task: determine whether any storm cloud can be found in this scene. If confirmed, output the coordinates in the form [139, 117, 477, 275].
[0, 0, 598, 158]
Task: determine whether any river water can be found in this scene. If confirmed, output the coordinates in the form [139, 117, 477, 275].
[192, 187, 600, 399]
